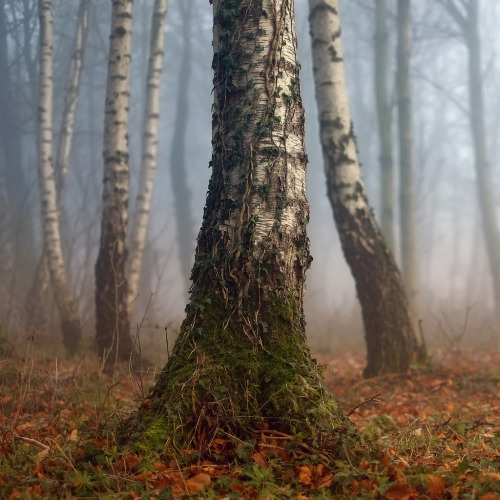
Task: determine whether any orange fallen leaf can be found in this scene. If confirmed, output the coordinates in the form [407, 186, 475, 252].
[427, 475, 445, 499]
[69, 429, 78, 442]
[385, 482, 416, 499]
[185, 473, 211, 493]
[251, 451, 268, 468]
[316, 473, 334, 489]
[480, 494, 500, 500]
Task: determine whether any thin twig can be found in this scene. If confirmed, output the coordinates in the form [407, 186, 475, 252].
[13, 431, 49, 451]
[347, 393, 382, 417]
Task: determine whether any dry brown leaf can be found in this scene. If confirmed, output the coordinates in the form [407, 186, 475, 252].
[385, 482, 416, 499]
[185, 473, 211, 493]
[251, 451, 268, 468]
[428, 475, 445, 499]
[480, 494, 500, 500]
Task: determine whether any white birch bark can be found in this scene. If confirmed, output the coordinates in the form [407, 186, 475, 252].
[37, 0, 81, 353]
[95, 0, 134, 364]
[309, 0, 421, 376]
[55, 0, 90, 199]
[127, 0, 167, 311]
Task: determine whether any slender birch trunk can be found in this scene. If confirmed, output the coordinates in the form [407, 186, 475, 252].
[37, 0, 81, 354]
[397, 0, 420, 333]
[126, 0, 351, 453]
[55, 0, 90, 198]
[375, 0, 395, 250]
[309, 0, 423, 377]
[169, 1, 194, 297]
[95, 0, 134, 367]
[128, 0, 167, 312]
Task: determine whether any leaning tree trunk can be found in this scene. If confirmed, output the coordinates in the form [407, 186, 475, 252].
[95, 0, 134, 368]
[37, 0, 81, 354]
[169, 0, 195, 298]
[127, 0, 168, 312]
[396, 0, 420, 331]
[309, 0, 422, 377]
[126, 0, 351, 454]
[374, 0, 395, 251]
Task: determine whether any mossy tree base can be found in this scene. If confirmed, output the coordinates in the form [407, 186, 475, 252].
[124, 294, 352, 457]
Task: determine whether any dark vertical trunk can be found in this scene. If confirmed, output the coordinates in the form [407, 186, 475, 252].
[169, 1, 195, 298]
[465, 0, 500, 316]
[397, 0, 420, 330]
[374, 0, 395, 251]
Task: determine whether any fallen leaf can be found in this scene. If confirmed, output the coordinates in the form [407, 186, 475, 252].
[427, 475, 445, 499]
[385, 483, 416, 499]
[185, 473, 211, 493]
[251, 451, 268, 468]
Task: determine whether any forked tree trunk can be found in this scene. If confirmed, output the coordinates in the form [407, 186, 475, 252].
[28, 0, 90, 342]
[375, 0, 395, 250]
[169, 0, 194, 297]
[128, 0, 168, 312]
[397, 0, 420, 332]
[37, 0, 81, 354]
[126, 0, 350, 454]
[95, 0, 134, 367]
[309, 0, 422, 377]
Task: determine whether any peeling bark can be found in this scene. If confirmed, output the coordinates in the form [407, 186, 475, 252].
[308, 0, 423, 377]
[126, 0, 351, 454]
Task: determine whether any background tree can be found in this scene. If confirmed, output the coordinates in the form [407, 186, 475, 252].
[397, 0, 420, 332]
[375, 0, 395, 250]
[126, 0, 350, 451]
[169, 0, 195, 299]
[95, 0, 134, 367]
[308, 0, 423, 377]
[128, 0, 168, 312]
[437, 0, 500, 321]
[37, 0, 81, 354]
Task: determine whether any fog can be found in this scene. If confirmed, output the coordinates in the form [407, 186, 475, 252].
[1, 0, 499, 359]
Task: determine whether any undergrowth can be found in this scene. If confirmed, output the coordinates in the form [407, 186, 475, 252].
[0, 347, 499, 498]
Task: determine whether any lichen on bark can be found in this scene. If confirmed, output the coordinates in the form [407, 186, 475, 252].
[124, 0, 351, 456]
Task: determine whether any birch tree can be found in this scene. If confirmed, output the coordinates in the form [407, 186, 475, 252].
[437, 0, 500, 320]
[125, 0, 351, 452]
[95, 0, 134, 367]
[375, 0, 395, 250]
[37, 0, 81, 354]
[128, 0, 168, 311]
[397, 0, 420, 332]
[169, 1, 195, 297]
[309, 0, 423, 377]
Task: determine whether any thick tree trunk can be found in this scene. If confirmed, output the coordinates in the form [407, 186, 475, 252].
[95, 0, 134, 367]
[128, 0, 168, 311]
[465, 0, 500, 317]
[37, 0, 81, 354]
[374, 0, 395, 251]
[396, 0, 420, 330]
[126, 0, 351, 454]
[169, 1, 195, 298]
[309, 0, 422, 377]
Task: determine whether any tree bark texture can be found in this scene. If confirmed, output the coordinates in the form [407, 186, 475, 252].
[95, 0, 134, 366]
[128, 0, 168, 311]
[374, 0, 395, 251]
[309, 0, 421, 377]
[37, 0, 81, 354]
[169, 0, 195, 298]
[126, 0, 351, 454]
[396, 0, 420, 329]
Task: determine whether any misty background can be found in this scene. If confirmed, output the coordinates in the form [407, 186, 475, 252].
[1, 0, 499, 359]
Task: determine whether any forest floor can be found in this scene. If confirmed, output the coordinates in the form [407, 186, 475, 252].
[0, 345, 499, 499]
